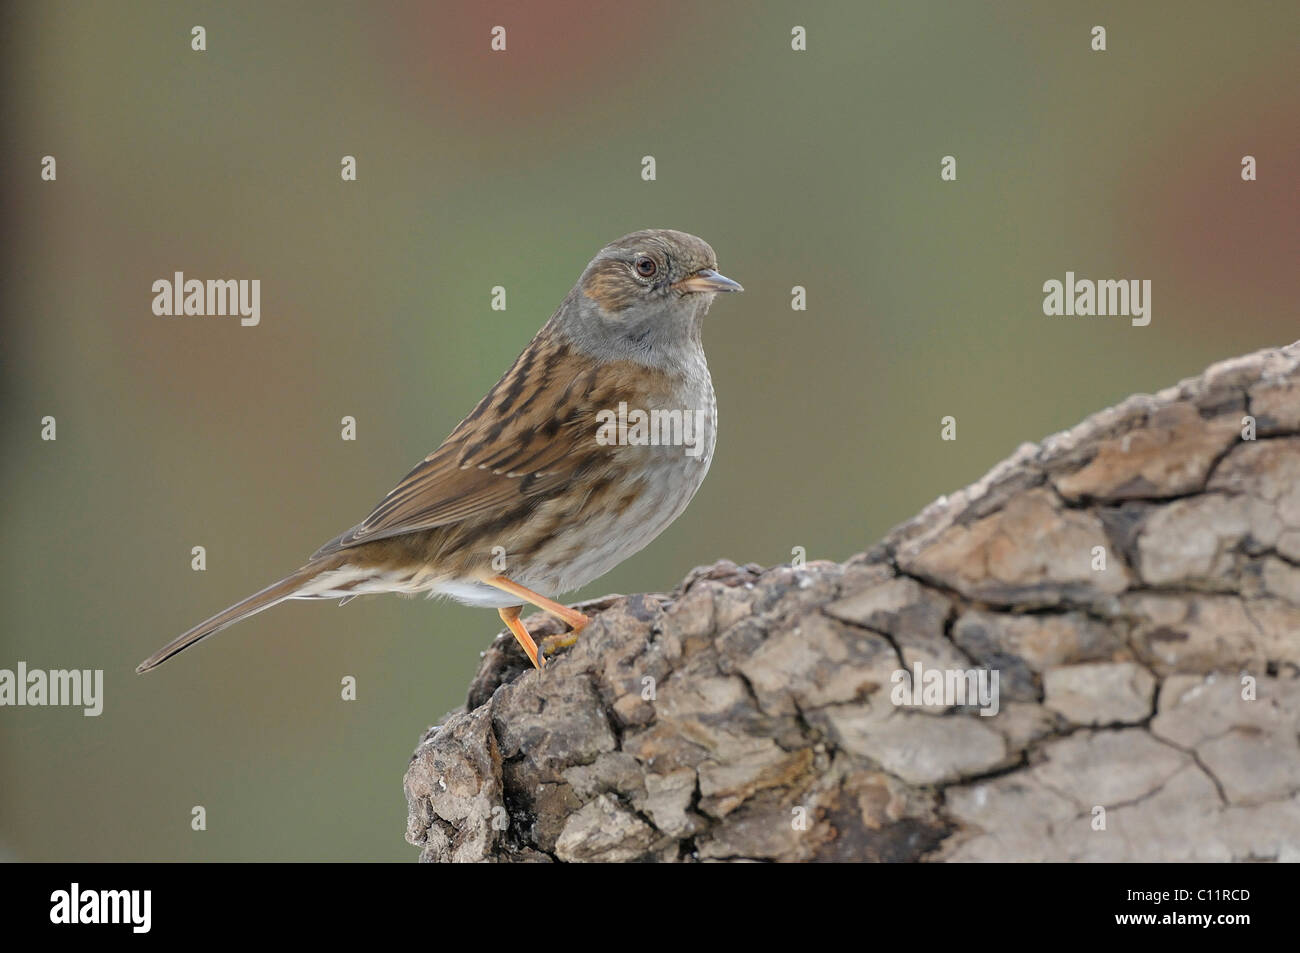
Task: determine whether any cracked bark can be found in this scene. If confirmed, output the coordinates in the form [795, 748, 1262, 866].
[404, 343, 1300, 862]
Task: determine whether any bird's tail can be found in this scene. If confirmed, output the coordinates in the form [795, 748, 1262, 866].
[135, 561, 333, 674]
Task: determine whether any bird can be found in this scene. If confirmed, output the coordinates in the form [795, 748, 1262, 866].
[136, 229, 742, 674]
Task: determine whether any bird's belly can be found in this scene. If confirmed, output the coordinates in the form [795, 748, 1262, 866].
[531, 380, 717, 595]
[432, 444, 713, 610]
[435, 370, 717, 608]
[548, 454, 711, 593]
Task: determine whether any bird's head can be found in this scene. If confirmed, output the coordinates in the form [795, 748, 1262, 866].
[558, 229, 742, 363]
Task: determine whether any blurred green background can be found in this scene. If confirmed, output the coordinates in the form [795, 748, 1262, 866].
[1, 1, 1294, 860]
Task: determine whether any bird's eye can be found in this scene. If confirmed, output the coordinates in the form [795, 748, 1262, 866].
[634, 256, 657, 279]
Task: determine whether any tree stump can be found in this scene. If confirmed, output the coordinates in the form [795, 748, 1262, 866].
[405, 343, 1300, 862]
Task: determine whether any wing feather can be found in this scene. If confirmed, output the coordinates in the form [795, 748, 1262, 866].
[311, 337, 651, 559]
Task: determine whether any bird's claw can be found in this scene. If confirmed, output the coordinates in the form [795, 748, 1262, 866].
[537, 630, 582, 672]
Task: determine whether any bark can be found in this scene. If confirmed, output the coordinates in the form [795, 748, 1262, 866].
[405, 343, 1300, 862]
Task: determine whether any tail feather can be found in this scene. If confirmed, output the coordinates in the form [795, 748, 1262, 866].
[136, 563, 326, 674]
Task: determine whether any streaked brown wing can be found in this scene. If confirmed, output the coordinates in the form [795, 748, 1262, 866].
[312, 335, 657, 559]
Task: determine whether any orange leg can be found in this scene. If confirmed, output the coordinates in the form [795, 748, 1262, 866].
[485, 576, 590, 666]
[485, 576, 590, 630]
[498, 606, 542, 671]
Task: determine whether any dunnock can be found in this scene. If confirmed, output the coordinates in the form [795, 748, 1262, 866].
[137, 229, 742, 673]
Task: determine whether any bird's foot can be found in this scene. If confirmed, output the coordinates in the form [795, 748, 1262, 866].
[539, 630, 580, 662]
[539, 613, 588, 666]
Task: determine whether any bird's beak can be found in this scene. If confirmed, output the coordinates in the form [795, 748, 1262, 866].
[673, 268, 744, 294]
